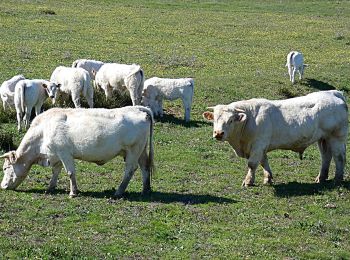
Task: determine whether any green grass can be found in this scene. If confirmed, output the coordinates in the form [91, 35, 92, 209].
[1, 0, 350, 258]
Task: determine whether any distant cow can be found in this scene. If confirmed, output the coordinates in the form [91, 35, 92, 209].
[14, 79, 58, 131]
[50, 66, 93, 108]
[286, 51, 307, 84]
[203, 90, 348, 186]
[1, 106, 154, 198]
[72, 59, 104, 80]
[94, 63, 144, 106]
[142, 77, 194, 122]
[0, 75, 26, 110]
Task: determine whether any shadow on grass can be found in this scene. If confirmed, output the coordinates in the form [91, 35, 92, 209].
[20, 188, 236, 204]
[157, 114, 211, 128]
[273, 180, 350, 197]
[302, 78, 336, 91]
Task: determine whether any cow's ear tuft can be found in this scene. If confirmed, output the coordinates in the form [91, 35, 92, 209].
[203, 111, 214, 122]
[235, 113, 247, 122]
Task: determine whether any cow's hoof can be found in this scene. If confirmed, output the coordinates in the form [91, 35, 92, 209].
[242, 180, 255, 187]
[45, 188, 55, 194]
[333, 177, 343, 186]
[315, 175, 327, 183]
[263, 178, 273, 185]
[113, 192, 124, 199]
[69, 192, 78, 198]
[142, 189, 151, 196]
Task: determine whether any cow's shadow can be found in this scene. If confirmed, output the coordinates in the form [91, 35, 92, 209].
[302, 78, 336, 91]
[157, 114, 211, 128]
[273, 180, 350, 197]
[19, 189, 236, 205]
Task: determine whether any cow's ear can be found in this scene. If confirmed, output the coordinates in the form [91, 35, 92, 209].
[234, 113, 247, 122]
[92, 70, 96, 76]
[57, 84, 61, 89]
[0, 151, 17, 164]
[42, 83, 47, 89]
[203, 111, 214, 122]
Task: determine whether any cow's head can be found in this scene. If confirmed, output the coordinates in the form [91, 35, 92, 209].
[43, 82, 60, 104]
[0, 151, 27, 190]
[203, 105, 247, 141]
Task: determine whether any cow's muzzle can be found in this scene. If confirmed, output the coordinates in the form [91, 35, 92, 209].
[49, 95, 55, 99]
[214, 131, 224, 141]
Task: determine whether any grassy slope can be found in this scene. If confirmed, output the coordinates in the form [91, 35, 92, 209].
[0, 0, 350, 258]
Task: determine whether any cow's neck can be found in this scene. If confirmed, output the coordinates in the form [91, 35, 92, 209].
[228, 119, 251, 158]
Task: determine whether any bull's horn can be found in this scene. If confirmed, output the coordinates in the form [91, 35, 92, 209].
[234, 108, 245, 113]
[0, 152, 12, 158]
[206, 106, 215, 110]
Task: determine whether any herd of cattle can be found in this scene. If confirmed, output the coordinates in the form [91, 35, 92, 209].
[0, 51, 348, 198]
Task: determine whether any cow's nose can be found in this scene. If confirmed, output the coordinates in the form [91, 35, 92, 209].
[214, 131, 224, 140]
[50, 95, 54, 99]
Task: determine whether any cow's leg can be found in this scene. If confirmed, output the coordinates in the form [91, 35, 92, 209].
[315, 139, 332, 183]
[60, 155, 78, 197]
[292, 68, 297, 84]
[71, 93, 81, 108]
[243, 150, 264, 187]
[34, 103, 43, 116]
[288, 65, 293, 82]
[330, 139, 346, 184]
[138, 147, 151, 195]
[299, 66, 304, 80]
[24, 106, 32, 129]
[158, 100, 164, 117]
[114, 150, 139, 198]
[261, 154, 273, 185]
[47, 162, 63, 192]
[182, 97, 192, 122]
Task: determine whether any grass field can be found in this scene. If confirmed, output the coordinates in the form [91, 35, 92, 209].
[0, 0, 350, 258]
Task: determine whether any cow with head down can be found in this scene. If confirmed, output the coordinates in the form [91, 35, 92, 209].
[203, 90, 348, 186]
[1, 106, 154, 198]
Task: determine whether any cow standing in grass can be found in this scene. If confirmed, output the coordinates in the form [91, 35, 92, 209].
[203, 90, 348, 186]
[286, 51, 307, 84]
[0, 74, 26, 110]
[1, 106, 154, 198]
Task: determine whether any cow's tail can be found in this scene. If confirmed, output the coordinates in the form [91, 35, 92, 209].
[139, 106, 155, 179]
[286, 51, 295, 67]
[125, 65, 144, 105]
[18, 81, 26, 112]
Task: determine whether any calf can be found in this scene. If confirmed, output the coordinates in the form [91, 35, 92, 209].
[1, 106, 154, 198]
[286, 51, 307, 84]
[94, 63, 144, 106]
[142, 77, 194, 122]
[0, 75, 25, 110]
[203, 90, 348, 186]
[14, 79, 58, 131]
[50, 66, 93, 108]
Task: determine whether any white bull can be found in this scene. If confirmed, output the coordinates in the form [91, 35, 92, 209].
[141, 77, 194, 122]
[203, 90, 348, 186]
[94, 63, 144, 106]
[50, 66, 93, 108]
[1, 106, 154, 198]
[0, 75, 26, 110]
[14, 79, 58, 131]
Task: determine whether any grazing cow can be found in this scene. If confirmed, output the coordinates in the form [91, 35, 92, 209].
[0, 75, 26, 110]
[50, 66, 93, 108]
[142, 77, 194, 122]
[286, 51, 307, 84]
[14, 79, 58, 131]
[203, 90, 348, 186]
[0, 106, 154, 198]
[72, 59, 104, 80]
[94, 63, 144, 106]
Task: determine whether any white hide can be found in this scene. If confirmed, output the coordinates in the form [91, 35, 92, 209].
[286, 51, 305, 84]
[94, 63, 144, 106]
[1, 106, 154, 198]
[14, 79, 58, 131]
[0, 75, 26, 110]
[72, 59, 104, 80]
[142, 77, 194, 122]
[50, 66, 93, 108]
[203, 90, 348, 186]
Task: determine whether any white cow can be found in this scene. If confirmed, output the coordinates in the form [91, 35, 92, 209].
[141, 77, 194, 122]
[50, 66, 93, 108]
[0, 75, 26, 110]
[0, 106, 154, 198]
[94, 63, 144, 106]
[14, 79, 58, 131]
[203, 90, 348, 186]
[286, 51, 307, 84]
[72, 59, 104, 80]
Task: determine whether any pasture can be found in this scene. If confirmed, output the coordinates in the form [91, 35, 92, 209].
[0, 0, 350, 258]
